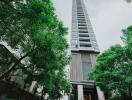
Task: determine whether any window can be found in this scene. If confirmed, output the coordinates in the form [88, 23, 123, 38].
[78, 21, 86, 24]
[77, 15, 85, 17]
[80, 44, 91, 47]
[79, 30, 88, 33]
[79, 34, 89, 37]
[78, 27, 87, 30]
[78, 24, 87, 26]
[79, 39, 90, 42]
[77, 17, 85, 19]
[77, 12, 84, 15]
[82, 62, 92, 80]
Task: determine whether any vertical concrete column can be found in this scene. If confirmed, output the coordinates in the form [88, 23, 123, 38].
[77, 53, 83, 81]
[96, 87, 105, 100]
[78, 85, 84, 100]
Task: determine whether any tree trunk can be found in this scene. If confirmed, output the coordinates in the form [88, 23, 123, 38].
[128, 84, 132, 97]
[40, 88, 44, 100]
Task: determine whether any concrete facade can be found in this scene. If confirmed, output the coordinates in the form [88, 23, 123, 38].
[78, 85, 84, 100]
[71, 0, 99, 52]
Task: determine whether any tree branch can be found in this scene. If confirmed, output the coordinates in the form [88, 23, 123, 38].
[0, 49, 34, 80]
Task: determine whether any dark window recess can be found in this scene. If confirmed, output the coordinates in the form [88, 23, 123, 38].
[78, 22, 86, 24]
[77, 5, 81, 7]
[77, 14, 84, 16]
[77, 7, 83, 10]
[78, 24, 87, 26]
[77, 6, 82, 7]
[77, 8, 82, 9]
[80, 44, 92, 47]
[79, 39, 90, 42]
[79, 34, 89, 37]
[77, 13, 83, 14]
[78, 20, 86, 23]
[77, 16, 85, 18]
[77, 13, 84, 15]
[78, 27, 87, 29]
[79, 30, 88, 33]
[77, 9, 82, 11]
[77, 15, 85, 17]
[78, 20, 86, 22]
[77, 10, 82, 11]
[77, 7, 82, 9]
[77, 10, 83, 12]
[78, 16, 85, 18]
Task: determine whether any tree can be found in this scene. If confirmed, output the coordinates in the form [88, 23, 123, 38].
[90, 26, 132, 100]
[0, 0, 71, 99]
[125, 0, 132, 3]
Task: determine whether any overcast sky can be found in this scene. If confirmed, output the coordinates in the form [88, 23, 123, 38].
[53, 0, 132, 52]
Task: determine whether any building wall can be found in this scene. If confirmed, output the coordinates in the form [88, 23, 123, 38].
[70, 52, 98, 81]
[71, 0, 99, 52]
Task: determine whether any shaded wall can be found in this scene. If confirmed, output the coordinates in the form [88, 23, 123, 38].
[0, 80, 40, 100]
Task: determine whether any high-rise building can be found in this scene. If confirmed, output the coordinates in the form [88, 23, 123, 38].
[70, 0, 104, 100]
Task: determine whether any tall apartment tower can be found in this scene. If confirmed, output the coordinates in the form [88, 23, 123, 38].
[70, 0, 101, 100]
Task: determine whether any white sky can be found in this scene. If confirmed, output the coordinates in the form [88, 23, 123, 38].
[53, 0, 132, 52]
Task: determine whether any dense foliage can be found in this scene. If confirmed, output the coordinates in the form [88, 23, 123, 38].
[0, 0, 71, 99]
[90, 26, 132, 100]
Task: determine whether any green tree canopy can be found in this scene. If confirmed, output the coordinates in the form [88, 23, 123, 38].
[0, 0, 71, 99]
[90, 26, 132, 100]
